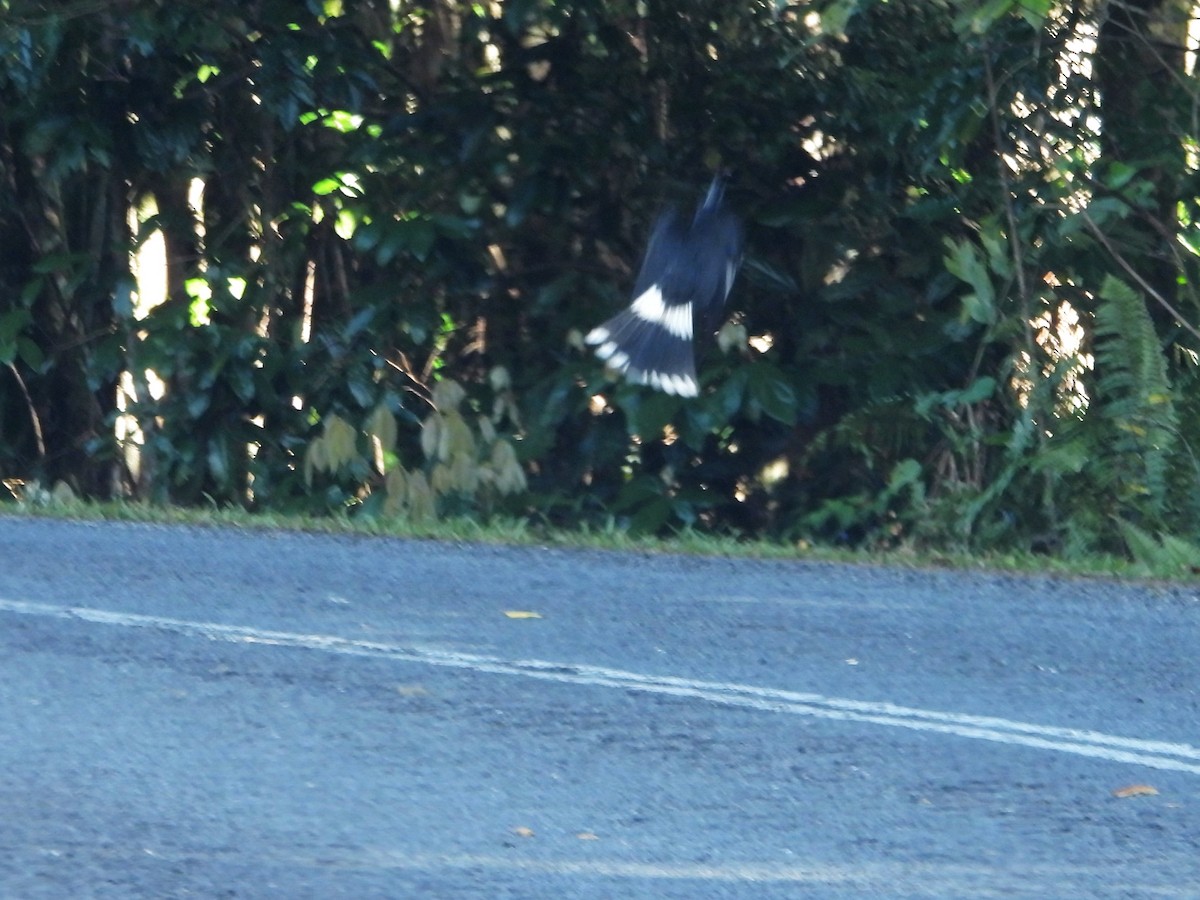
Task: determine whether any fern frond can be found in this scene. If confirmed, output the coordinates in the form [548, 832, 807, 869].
[1115, 519, 1199, 575]
[1092, 275, 1178, 518]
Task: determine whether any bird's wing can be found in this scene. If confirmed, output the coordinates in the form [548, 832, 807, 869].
[586, 192, 743, 398]
[687, 208, 744, 337]
[630, 207, 689, 301]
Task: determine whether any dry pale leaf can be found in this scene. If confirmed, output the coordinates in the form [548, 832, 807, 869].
[504, 610, 543, 619]
[1112, 784, 1159, 798]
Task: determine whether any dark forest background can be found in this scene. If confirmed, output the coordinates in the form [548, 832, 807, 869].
[3, 0, 1200, 564]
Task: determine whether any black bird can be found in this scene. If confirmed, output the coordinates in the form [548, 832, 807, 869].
[586, 173, 743, 397]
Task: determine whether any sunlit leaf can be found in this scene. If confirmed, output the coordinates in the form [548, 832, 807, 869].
[367, 404, 398, 454]
[322, 109, 362, 133]
[312, 177, 341, 196]
[335, 208, 357, 240]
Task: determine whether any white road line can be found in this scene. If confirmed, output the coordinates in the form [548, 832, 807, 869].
[4, 597, 1199, 776]
[59, 845, 1158, 891]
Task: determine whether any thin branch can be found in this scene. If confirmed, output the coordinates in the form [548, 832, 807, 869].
[6, 362, 45, 459]
[1080, 208, 1200, 344]
[982, 46, 1036, 349]
[384, 351, 436, 411]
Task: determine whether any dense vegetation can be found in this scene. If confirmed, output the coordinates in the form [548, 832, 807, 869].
[2, 0, 1199, 567]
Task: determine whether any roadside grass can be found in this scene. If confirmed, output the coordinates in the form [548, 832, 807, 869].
[3, 492, 1194, 583]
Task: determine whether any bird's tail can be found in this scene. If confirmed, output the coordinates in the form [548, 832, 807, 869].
[586, 308, 699, 397]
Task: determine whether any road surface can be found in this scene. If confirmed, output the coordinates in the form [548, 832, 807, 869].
[1, 517, 1197, 897]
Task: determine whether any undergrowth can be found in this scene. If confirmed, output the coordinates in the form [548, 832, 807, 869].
[3, 489, 1192, 582]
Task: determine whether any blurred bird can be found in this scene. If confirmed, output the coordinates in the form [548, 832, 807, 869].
[586, 172, 743, 397]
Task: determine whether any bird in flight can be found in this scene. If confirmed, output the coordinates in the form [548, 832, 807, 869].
[586, 172, 743, 397]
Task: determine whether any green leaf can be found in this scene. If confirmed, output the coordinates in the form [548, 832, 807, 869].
[958, 376, 997, 405]
[612, 476, 662, 513]
[955, 0, 1016, 36]
[978, 223, 1011, 280]
[1083, 196, 1130, 227]
[31, 251, 90, 275]
[401, 219, 437, 261]
[0, 308, 31, 347]
[1105, 162, 1138, 190]
[943, 237, 996, 325]
[18, 337, 44, 371]
[887, 458, 922, 492]
[229, 365, 255, 404]
[819, 0, 859, 37]
[627, 496, 672, 535]
[1016, 0, 1051, 26]
[322, 109, 362, 133]
[207, 435, 231, 486]
[352, 220, 380, 253]
[335, 208, 357, 240]
[631, 392, 679, 441]
[716, 366, 749, 420]
[347, 374, 374, 408]
[746, 362, 799, 425]
[431, 214, 478, 239]
[343, 307, 375, 338]
[186, 391, 211, 419]
[1030, 437, 1090, 475]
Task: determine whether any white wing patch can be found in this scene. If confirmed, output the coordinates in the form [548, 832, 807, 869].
[629, 285, 692, 340]
[588, 321, 697, 394]
[644, 370, 698, 397]
[586, 334, 627, 368]
[585, 325, 611, 347]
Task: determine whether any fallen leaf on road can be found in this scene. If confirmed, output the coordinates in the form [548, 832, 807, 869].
[504, 610, 543, 619]
[512, 826, 535, 838]
[1113, 784, 1159, 798]
[392, 684, 429, 697]
[576, 832, 599, 840]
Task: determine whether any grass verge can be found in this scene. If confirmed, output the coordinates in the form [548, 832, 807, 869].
[3, 494, 1195, 583]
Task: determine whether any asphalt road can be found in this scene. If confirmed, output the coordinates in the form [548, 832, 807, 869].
[1, 516, 1198, 898]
